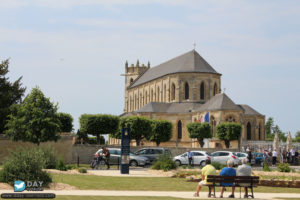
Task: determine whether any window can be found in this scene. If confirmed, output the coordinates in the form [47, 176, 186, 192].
[226, 116, 236, 122]
[130, 78, 133, 83]
[154, 149, 163, 154]
[145, 91, 148, 104]
[171, 83, 175, 101]
[136, 149, 147, 155]
[212, 152, 220, 156]
[177, 120, 182, 139]
[220, 152, 229, 156]
[193, 152, 204, 156]
[151, 89, 154, 101]
[214, 83, 218, 96]
[184, 82, 189, 100]
[157, 87, 160, 102]
[164, 84, 166, 102]
[247, 122, 251, 140]
[200, 82, 205, 100]
[258, 124, 261, 140]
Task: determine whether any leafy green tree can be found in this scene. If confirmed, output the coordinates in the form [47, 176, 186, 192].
[265, 117, 274, 136]
[216, 122, 242, 148]
[113, 116, 152, 146]
[187, 122, 212, 147]
[79, 114, 119, 144]
[0, 59, 26, 134]
[57, 112, 73, 132]
[5, 87, 61, 145]
[149, 120, 172, 146]
[293, 131, 300, 142]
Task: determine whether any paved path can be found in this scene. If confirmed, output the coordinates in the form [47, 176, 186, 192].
[1, 190, 300, 199]
[87, 169, 170, 177]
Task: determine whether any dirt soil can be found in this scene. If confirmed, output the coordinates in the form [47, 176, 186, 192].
[252, 170, 300, 177]
[0, 183, 12, 189]
[44, 169, 81, 175]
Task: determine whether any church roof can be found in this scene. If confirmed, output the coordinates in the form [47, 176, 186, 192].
[237, 104, 263, 116]
[135, 102, 203, 114]
[194, 93, 242, 112]
[130, 50, 221, 88]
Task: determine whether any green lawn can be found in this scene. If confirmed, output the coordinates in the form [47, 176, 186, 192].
[51, 174, 300, 193]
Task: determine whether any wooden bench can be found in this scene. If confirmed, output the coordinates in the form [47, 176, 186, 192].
[207, 175, 259, 198]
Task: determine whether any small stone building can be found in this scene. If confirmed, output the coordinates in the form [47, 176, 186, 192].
[109, 50, 265, 148]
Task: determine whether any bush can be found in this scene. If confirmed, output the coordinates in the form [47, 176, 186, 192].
[56, 158, 67, 171]
[278, 163, 291, 172]
[151, 154, 177, 171]
[263, 162, 271, 172]
[40, 146, 57, 169]
[0, 147, 52, 186]
[211, 162, 226, 170]
[78, 167, 87, 173]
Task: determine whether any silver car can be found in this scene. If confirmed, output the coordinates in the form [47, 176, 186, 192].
[173, 151, 212, 167]
[211, 151, 239, 166]
[94, 148, 150, 167]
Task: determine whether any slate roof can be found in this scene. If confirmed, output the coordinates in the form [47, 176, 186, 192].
[135, 102, 203, 114]
[237, 104, 263, 116]
[194, 93, 242, 112]
[130, 50, 221, 88]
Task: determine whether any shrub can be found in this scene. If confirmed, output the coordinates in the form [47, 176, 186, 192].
[263, 162, 271, 172]
[211, 162, 226, 170]
[151, 154, 177, 171]
[40, 146, 57, 169]
[278, 163, 291, 172]
[78, 167, 87, 173]
[56, 158, 67, 171]
[0, 147, 52, 186]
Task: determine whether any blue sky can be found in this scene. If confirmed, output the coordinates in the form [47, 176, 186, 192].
[1, 0, 299, 136]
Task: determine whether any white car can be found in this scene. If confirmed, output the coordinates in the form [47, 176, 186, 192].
[173, 151, 212, 167]
[211, 151, 239, 166]
[235, 152, 255, 165]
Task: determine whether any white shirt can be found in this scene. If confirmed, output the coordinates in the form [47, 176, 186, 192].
[272, 151, 277, 157]
[290, 149, 295, 156]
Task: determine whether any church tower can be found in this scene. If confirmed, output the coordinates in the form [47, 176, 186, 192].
[123, 60, 149, 113]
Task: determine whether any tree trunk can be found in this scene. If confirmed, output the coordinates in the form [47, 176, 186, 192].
[156, 141, 160, 146]
[197, 138, 204, 148]
[96, 134, 100, 145]
[136, 138, 141, 146]
[225, 140, 230, 148]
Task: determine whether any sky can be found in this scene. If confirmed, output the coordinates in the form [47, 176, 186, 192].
[0, 0, 300, 136]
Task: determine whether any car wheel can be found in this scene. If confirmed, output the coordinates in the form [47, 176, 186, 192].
[175, 160, 181, 166]
[200, 161, 206, 167]
[130, 160, 138, 167]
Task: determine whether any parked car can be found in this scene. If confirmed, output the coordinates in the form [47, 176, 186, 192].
[210, 151, 239, 166]
[173, 151, 212, 167]
[135, 147, 171, 163]
[253, 152, 264, 166]
[94, 148, 150, 167]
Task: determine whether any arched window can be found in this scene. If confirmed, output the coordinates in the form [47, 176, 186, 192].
[200, 82, 205, 100]
[247, 122, 251, 140]
[140, 93, 143, 108]
[164, 84, 166, 102]
[134, 94, 137, 110]
[258, 124, 261, 140]
[184, 82, 189, 100]
[130, 78, 133, 84]
[145, 91, 148, 104]
[214, 83, 218, 96]
[177, 120, 182, 139]
[151, 89, 153, 102]
[157, 86, 160, 102]
[171, 83, 175, 101]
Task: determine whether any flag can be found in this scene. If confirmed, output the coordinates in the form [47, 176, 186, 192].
[204, 112, 209, 123]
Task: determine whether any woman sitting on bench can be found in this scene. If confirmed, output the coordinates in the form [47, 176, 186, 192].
[220, 160, 236, 198]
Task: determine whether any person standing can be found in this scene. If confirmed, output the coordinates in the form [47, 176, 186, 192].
[102, 147, 110, 170]
[248, 149, 252, 165]
[237, 158, 252, 198]
[290, 148, 295, 165]
[194, 159, 216, 197]
[272, 149, 277, 166]
[187, 149, 194, 166]
[220, 160, 236, 198]
[286, 150, 291, 163]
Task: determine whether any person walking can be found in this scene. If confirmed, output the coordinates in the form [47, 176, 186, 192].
[272, 149, 277, 166]
[187, 149, 194, 166]
[220, 160, 236, 198]
[194, 159, 216, 197]
[237, 158, 252, 198]
[248, 149, 253, 165]
[102, 147, 110, 170]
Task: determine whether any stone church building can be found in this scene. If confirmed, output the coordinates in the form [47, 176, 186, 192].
[109, 50, 265, 148]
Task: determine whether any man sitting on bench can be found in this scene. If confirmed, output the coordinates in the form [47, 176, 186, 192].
[220, 160, 236, 198]
[237, 158, 252, 198]
[194, 159, 216, 197]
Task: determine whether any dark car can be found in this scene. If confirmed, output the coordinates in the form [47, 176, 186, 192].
[253, 152, 264, 165]
[135, 147, 171, 163]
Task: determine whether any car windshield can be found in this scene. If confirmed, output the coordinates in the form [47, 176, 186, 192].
[130, 152, 136, 156]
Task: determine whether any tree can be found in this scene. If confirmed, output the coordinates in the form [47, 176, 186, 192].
[0, 59, 26, 134]
[216, 122, 242, 148]
[114, 116, 152, 146]
[293, 131, 300, 142]
[187, 122, 212, 147]
[265, 117, 274, 136]
[57, 112, 73, 132]
[149, 120, 172, 146]
[79, 114, 119, 144]
[5, 87, 61, 145]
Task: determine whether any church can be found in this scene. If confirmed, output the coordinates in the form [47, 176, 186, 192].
[109, 50, 265, 148]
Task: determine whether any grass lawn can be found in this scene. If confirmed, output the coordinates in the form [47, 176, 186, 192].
[51, 174, 300, 193]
